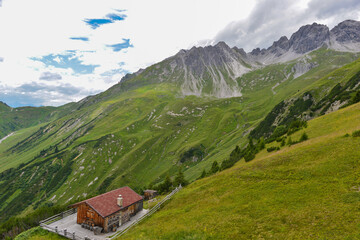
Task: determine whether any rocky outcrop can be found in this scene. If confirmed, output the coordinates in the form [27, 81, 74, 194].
[146, 41, 258, 98]
[292, 59, 319, 79]
[289, 23, 330, 54]
[331, 20, 360, 43]
[329, 20, 360, 52]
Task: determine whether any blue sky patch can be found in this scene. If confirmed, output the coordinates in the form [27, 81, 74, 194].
[100, 67, 128, 77]
[106, 13, 126, 21]
[107, 39, 133, 52]
[70, 37, 89, 41]
[32, 52, 99, 74]
[84, 11, 127, 29]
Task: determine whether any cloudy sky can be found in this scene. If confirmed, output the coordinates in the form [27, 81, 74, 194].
[0, 0, 359, 107]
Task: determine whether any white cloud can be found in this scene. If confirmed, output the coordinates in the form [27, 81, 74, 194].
[213, 0, 360, 51]
[1, 0, 359, 107]
[0, 0, 255, 106]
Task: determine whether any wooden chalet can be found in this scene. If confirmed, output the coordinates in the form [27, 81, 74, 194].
[144, 189, 158, 200]
[70, 186, 143, 233]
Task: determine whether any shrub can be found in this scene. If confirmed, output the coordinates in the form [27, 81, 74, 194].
[244, 151, 255, 162]
[258, 137, 266, 150]
[352, 91, 360, 104]
[272, 125, 287, 139]
[221, 145, 245, 170]
[198, 169, 207, 179]
[281, 138, 286, 147]
[287, 137, 293, 146]
[352, 130, 360, 137]
[210, 161, 219, 174]
[267, 146, 280, 152]
[299, 132, 309, 142]
[180, 145, 205, 163]
[156, 175, 173, 194]
[174, 168, 188, 187]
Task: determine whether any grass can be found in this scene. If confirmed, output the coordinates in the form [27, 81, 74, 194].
[143, 195, 167, 209]
[1, 48, 360, 229]
[0, 123, 49, 172]
[119, 102, 360, 239]
[15, 227, 65, 240]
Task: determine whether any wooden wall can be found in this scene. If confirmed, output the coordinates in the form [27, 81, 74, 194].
[74, 203, 104, 228]
[73, 200, 143, 232]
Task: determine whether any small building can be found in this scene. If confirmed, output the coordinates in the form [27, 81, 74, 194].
[144, 190, 159, 200]
[70, 186, 143, 233]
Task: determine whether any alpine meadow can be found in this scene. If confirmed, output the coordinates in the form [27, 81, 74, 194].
[1, 2, 360, 239]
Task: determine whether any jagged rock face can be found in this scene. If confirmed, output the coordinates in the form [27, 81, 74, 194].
[174, 41, 251, 78]
[292, 59, 319, 79]
[330, 20, 360, 43]
[270, 36, 290, 53]
[248, 23, 331, 63]
[157, 41, 255, 98]
[288, 23, 330, 54]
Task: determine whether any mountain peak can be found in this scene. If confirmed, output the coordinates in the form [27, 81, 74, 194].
[330, 19, 360, 43]
[288, 22, 330, 54]
[214, 41, 229, 49]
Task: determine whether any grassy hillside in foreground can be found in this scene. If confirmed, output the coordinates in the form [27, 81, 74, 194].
[119, 102, 360, 239]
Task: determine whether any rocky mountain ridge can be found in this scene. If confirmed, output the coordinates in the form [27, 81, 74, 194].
[118, 20, 360, 98]
[249, 20, 360, 64]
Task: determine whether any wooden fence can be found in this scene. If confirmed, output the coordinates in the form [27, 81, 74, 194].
[40, 208, 76, 225]
[40, 208, 92, 240]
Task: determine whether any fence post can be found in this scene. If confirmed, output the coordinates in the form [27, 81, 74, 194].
[73, 232, 76, 240]
[64, 229, 67, 236]
[55, 226, 58, 233]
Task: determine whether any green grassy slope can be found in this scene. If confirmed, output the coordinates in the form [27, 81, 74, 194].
[0, 100, 79, 140]
[120, 102, 360, 240]
[15, 227, 65, 240]
[0, 49, 359, 226]
[0, 101, 10, 112]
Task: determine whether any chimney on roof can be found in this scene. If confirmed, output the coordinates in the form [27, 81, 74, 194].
[117, 194, 123, 207]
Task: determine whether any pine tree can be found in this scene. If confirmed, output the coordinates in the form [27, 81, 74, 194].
[352, 91, 360, 104]
[281, 138, 286, 147]
[244, 151, 255, 162]
[159, 175, 173, 194]
[210, 161, 219, 174]
[174, 168, 188, 186]
[199, 169, 207, 179]
[258, 137, 265, 150]
[300, 132, 308, 142]
[248, 137, 254, 149]
[287, 136, 293, 146]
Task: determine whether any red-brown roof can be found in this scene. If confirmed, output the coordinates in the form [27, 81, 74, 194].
[73, 186, 143, 217]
